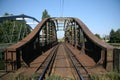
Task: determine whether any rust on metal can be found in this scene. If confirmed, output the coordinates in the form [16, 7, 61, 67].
[4, 17, 114, 72]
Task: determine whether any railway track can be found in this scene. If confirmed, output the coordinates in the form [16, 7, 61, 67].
[35, 43, 59, 79]
[51, 43, 75, 79]
[64, 44, 90, 80]
[36, 43, 90, 80]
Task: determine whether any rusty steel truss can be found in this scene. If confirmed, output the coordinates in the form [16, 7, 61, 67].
[4, 17, 114, 71]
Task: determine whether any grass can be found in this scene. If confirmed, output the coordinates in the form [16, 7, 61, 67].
[46, 74, 74, 80]
[109, 43, 120, 45]
[8, 73, 30, 80]
[108, 43, 120, 48]
[8, 73, 41, 80]
[8, 73, 74, 80]
[46, 74, 64, 80]
[7, 72, 120, 80]
[90, 72, 120, 80]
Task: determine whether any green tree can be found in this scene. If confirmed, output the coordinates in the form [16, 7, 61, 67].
[42, 9, 50, 20]
[109, 29, 116, 43]
[109, 29, 120, 43]
[0, 24, 3, 42]
[115, 29, 120, 42]
[95, 33, 101, 39]
[4, 13, 13, 16]
[0, 20, 31, 43]
[4, 13, 9, 16]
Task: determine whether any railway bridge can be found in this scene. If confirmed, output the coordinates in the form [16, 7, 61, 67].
[0, 15, 117, 79]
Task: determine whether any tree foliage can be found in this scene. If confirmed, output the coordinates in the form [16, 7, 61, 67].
[4, 13, 9, 16]
[95, 33, 101, 39]
[0, 20, 31, 43]
[42, 9, 50, 20]
[4, 13, 13, 16]
[109, 28, 120, 43]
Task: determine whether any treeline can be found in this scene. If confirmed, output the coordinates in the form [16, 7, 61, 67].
[109, 28, 120, 43]
[95, 28, 120, 43]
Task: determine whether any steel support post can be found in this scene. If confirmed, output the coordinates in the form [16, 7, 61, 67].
[37, 33, 40, 48]
[77, 26, 80, 46]
[80, 28, 85, 53]
[73, 22, 76, 47]
[52, 24, 56, 42]
[48, 22, 50, 44]
[74, 23, 78, 48]
[46, 22, 49, 45]
[45, 22, 48, 45]
[49, 22, 52, 44]
[41, 28, 43, 46]
[71, 23, 74, 45]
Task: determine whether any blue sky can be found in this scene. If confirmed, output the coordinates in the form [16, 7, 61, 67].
[0, 0, 120, 38]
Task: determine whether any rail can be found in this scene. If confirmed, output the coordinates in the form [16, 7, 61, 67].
[63, 43, 85, 80]
[39, 44, 59, 80]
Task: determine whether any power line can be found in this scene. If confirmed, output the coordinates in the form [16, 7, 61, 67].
[60, 0, 64, 17]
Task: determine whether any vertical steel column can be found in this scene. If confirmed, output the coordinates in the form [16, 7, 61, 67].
[49, 22, 51, 43]
[46, 22, 49, 45]
[51, 22, 55, 42]
[73, 22, 76, 46]
[37, 33, 40, 47]
[47, 21, 51, 45]
[63, 20, 66, 31]
[45, 23, 47, 46]
[76, 25, 79, 47]
[51, 21, 54, 43]
[77, 27, 80, 46]
[41, 27, 43, 46]
[48, 22, 50, 44]
[71, 22, 73, 45]
[42, 26, 45, 46]
[54, 20, 58, 42]
[81, 30, 85, 53]
[78, 28, 85, 52]
[49, 21, 52, 44]
[65, 28, 68, 42]
[74, 22, 77, 48]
